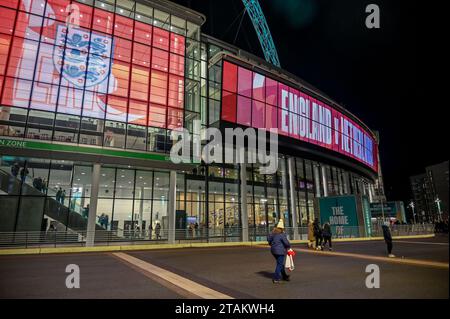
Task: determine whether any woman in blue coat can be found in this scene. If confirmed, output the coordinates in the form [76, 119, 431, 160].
[267, 219, 291, 283]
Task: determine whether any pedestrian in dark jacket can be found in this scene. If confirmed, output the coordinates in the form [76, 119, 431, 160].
[313, 218, 323, 250]
[11, 162, 20, 177]
[322, 222, 332, 251]
[267, 219, 291, 283]
[382, 223, 395, 257]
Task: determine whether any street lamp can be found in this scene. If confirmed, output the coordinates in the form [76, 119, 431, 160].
[408, 201, 416, 224]
[435, 197, 442, 222]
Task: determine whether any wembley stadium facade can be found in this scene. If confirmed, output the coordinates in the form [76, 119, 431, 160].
[0, 0, 384, 244]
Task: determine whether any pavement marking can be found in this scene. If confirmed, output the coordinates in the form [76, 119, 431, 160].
[293, 248, 449, 269]
[394, 241, 449, 246]
[112, 252, 234, 299]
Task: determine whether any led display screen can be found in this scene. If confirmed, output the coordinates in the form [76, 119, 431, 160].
[222, 60, 378, 172]
[0, 0, 185, 129]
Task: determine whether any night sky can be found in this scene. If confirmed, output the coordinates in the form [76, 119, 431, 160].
[173, 0, 445, 202]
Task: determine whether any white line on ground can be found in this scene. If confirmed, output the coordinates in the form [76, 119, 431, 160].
[112, 252, 234, 299]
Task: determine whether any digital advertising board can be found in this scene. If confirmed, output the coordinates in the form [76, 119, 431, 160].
[0, 0, 185, 129]
[221, 60, 378, 172]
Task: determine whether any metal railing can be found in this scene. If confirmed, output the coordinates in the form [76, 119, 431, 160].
[0, 224, 436, 248]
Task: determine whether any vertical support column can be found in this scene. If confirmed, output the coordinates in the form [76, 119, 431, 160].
[313, 164, 321, 198]
[168, 171, 177, 244]
[240, 163, 249, 242]
[368, 184, 374, 203]
[139, 187, 144, 231]
[338, 171, 344, 195]
[343, 171, 349, 194]
[288, 158, 299, 239]
[321, 165, 328, 197]
[86, 163, 100, 247]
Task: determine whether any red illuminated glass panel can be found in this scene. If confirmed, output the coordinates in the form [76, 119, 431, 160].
[77, 3, 94, 29]
[114, 15, 134, 39]
[148, 103, 166, 128]
[0, 1, 186, 133]
[129, 99, 148, 125]
[0, 35, 11, 75]
[115, 38, 132, 62]
[265, 104, 277, 130]
[222, 61, 237, 93]
[92, 8, 114, 34]
[0, 7, 15, 35]
[1, 0, 19, 9]
[132, 43, 151, 67]
[238, 66, 252, 97]
[252, 72, 265, 102]
[236, 95, 251, 126]
[130, 66, 149, 101]
[252, 100, 265, 128]
[265, 77, 277, 105]
[152, 48, 168, 71]
[150, 70, 168, 105]
[170, 33, 185, 56]
[153, 27, 169, 51]
[169, 53, 184, 76]
[111, 61, 130, 97]
[105, 95, 128, 120]
[167, 107, 183, 129]
[168, 74, 184, 109]
[45, 0, 70, 22]
[134, 21, 152, 45]
[15, 12, 42, 41]
[221, 90, 237, 123]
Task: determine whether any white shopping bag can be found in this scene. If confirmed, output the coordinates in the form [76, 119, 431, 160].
[285, 254, 295, 271]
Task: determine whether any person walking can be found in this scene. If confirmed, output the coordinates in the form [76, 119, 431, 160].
[313, 218, 323, 250]
[155, 222, 161, 239]
[104, 214, 109, 230]
[83, 204, 90, 219]
[267, 219, 291, 284]
[382, 222, 395, 257]
[307, 221, 315, 249]
[322, 222, 333, 251]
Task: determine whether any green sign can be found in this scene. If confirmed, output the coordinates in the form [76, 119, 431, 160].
[0, 137, 174, 163]
[319, 195, 359, 237]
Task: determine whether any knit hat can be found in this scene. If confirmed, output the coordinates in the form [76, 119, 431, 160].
[276, 219, 285, 229]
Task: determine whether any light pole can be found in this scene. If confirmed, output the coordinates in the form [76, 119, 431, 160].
[408, 201, 416, 224]
[435, 197, 442, 222]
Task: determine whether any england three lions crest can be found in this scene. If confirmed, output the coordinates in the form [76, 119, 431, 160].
[53, 25, 113, 89]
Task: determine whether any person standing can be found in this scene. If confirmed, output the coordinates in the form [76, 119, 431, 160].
[11, 162, 20, 177]
[382, 222, 395, 257]
[322, 222, 333, 251]
[313, 218, 323, 251]
[19, 165, 29, 183]
[267, 219, 291, 284]
[307, 221, 315, 249]
[60, 189, 66, 205]
[155, 222, 161, 239]
[56, 187, 62, 203]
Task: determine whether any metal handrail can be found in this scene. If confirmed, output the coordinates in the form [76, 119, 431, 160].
[0, 224, 436, 248]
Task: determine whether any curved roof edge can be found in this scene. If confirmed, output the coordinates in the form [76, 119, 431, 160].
[202, 34, 378, 143]
[136, 0, 206, 26]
